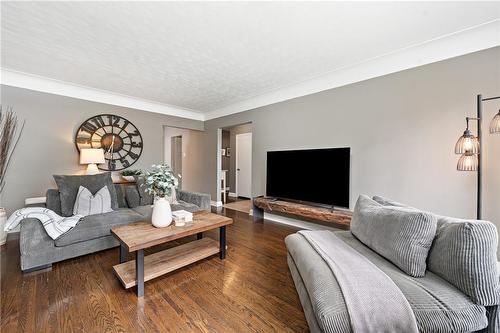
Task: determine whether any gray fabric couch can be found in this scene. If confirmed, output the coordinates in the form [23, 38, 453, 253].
[20, 183, 210, 272]
[286, 196, 500, 333]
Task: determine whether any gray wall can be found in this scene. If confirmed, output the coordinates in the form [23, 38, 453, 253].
[163, 126, 210, 194]
[0, 85, 204, 212]
[204, 47, 500, 234]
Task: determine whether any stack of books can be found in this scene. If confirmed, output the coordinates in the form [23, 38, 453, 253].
[172, 210, 193, 224]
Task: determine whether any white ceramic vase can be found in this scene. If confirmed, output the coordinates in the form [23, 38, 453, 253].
[152, 197, 172, 228]
[0, 208, 7, 246]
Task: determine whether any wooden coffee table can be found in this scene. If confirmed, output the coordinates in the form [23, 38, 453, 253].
[111, 211, 233, 297]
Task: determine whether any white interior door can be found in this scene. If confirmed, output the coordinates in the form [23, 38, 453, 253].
[171, 136, 182, 189]
[236, 133, 252, 198]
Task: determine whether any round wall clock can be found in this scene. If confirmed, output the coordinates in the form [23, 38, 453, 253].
[75, 114, 143, 171]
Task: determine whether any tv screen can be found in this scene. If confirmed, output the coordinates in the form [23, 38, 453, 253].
[266, 147, 350, 208]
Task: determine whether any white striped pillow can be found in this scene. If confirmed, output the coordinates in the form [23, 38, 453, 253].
[73, 185, 113, 217]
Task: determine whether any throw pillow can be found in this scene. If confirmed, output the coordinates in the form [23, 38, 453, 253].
[166, 188, 179, 205]
[73, 185, 113, 216]
[135, 176, 153, 206]
[54, 173, 118, 217]
[350, 195, 437, 277]
[427, 216, 500, 306]
[373, 195, 500, 305]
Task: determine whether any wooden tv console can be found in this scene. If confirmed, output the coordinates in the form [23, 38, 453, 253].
[252, 197, 352, 230]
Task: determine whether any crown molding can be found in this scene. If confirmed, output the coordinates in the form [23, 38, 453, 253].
[1, 69, 205, 121]
[204, 19, 500, 120]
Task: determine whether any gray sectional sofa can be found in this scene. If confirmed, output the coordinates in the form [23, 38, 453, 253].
[20, 176, 210, 272]
[286, 195, 500, 333]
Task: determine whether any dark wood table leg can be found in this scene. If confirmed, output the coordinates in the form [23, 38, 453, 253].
[136, 249, 144, 297]
[120, 243, 128, 263]
[219, 226, 226, 259]
[197, 232, 203, 240]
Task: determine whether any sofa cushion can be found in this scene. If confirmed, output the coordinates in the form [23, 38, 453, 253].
[286, 230, 488, 333]
[131, 205, 152, 220]
[351, 195, 437, 277]
[372, 195, 410, 208]
[172, 200, 201, 213]
[373, 195, 500, 306]
[428, 216, 500, 306]
[46, 189, 62, 215]
[54, 173, 118, 217]
[55, 208, 143, 247]
[114, 184, 128, 208]
[131, 200, 201, 221]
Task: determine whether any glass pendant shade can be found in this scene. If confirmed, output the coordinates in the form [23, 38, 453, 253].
[490, 111, 500, 134]
[457, 153, 478, 171]
[454, 130, 479, 154]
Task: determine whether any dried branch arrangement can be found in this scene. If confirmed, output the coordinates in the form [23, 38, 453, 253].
[0, 106, 25, 194]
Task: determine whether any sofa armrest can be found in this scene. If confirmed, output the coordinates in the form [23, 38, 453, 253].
[177, 190, 211, 211]
[19, 218, 56, 271]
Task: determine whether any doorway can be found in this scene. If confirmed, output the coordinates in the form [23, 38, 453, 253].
[171, 135, 182, 188]
[236, 132, 252, 198]
[217, 122, 252, 211]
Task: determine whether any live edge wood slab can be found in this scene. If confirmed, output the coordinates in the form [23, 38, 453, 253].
[253, 197, 352, 230]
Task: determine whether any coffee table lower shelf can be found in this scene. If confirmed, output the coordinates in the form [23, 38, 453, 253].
[113, 237, 220, 289]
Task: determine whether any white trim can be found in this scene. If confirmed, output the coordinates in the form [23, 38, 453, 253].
[24, 196, 47, 205]
[228, 192, 237, 197]
[1, 68, 205, 121]
[204, 19, 500, 120]
[264, 212, 340, 231]
[211, 200, 223, 207]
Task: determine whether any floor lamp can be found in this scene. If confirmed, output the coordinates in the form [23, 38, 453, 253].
[455, 94, 500, 220]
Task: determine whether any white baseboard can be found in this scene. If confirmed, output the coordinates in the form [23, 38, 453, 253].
[211, 200, 223, 207]
[263, 212, 340, 231]
[228, 192, 237, 197]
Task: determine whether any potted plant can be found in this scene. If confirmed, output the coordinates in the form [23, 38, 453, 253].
[121, 169, 142, 182]
[144, 164, 179, 228]
[0, 106, 25, 245]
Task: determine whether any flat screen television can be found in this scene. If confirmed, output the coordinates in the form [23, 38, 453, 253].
[266, 147, 350, 208]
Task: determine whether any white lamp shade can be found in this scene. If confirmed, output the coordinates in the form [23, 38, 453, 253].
[457, 153, 478, 171]
[80, 148, 105, 164]
[490, 111, 500, 134]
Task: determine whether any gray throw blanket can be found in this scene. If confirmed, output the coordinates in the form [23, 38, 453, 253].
[299, 230, 418, 333]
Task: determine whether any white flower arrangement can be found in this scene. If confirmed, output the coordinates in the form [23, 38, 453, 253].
[144, 164, 180, 198]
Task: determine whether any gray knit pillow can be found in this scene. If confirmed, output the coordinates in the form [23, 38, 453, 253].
[54, 173, 118, 216]
[373, 195, 500, 305]
[351, 195, 437, 277]
[427, 216, 500, 306]
[73, 186, 113, 216]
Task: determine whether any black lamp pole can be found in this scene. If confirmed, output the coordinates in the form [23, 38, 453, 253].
[477, 94, 482, 220]
[466, 94, 500, 220]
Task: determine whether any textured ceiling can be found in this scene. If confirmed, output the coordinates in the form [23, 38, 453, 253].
[2, 2, 500, 114]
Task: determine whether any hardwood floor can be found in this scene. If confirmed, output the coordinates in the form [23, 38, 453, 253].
[1, 209, 308, 332]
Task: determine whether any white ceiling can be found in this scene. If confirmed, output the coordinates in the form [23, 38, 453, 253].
[2, 2, 500, 121]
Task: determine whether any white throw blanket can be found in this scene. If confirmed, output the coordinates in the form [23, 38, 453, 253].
[299, 230, 419, 333]
[5, 207, 82, 240]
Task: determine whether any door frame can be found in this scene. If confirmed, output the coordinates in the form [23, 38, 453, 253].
[235, 132, 252, 198]
[170, 135, 182, 189]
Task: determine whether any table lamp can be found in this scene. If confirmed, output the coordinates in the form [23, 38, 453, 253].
[80, 148, 105, 175]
